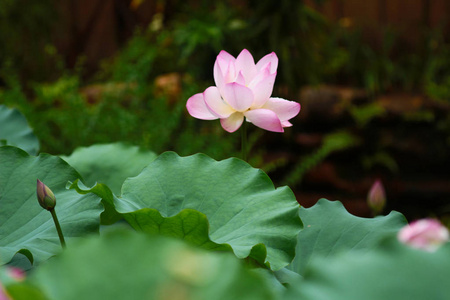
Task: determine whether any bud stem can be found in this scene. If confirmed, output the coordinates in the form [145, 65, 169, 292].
[241, 120, 248, 161]
[50, 208, 66, 249]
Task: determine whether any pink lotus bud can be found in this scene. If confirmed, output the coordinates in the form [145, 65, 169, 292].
[36, 179, 56, 211]
[367, 180, 386, 215]
[398, 219, 449, 252]
[7, 267, 25, 282]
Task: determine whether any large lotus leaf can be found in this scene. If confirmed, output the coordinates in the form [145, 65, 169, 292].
[289, 199, 407, 275]
[0, 105, 39, 155]
[285, 238, 450, 300]
[72, 152, 302, 270]
[0, 146, 103, 266]
[61, 143, 157, 195]
[8, 229, 276, 300]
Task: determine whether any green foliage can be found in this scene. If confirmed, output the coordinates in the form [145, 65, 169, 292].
[0, 105, 39, 155]
[1, 75, 91, 154]
[4, 187, 446, 299]
[288, 238, 450, 300]
[349, 102, 386, 128]
[11, 229, 276, 300]
[172, 1, 239, 60]
[71, 151, 302, 271]
[1, 142, 448, 299]
[288, 199, 407, 275]
[1, 73, 240, 158]
[0, 1, 246, 158]
[5, 283, 47, 300]
[0, 146, 103, 266]
[102, 30, 160, 83]
[61, 143, 157, 195]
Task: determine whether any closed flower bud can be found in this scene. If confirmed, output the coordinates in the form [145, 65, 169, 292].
[36, 179, 56, 211]
[398, 219, 449, 252]
[367, 180, 386, 215]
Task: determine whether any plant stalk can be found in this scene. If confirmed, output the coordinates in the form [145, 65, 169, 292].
[50, 208, 66, 249]
[241, 120, 248, 161]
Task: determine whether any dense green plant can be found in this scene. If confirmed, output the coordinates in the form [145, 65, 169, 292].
[0, 74, 241, 159]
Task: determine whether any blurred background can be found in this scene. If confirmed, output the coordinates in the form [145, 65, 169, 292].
[1, 0, 449, 221]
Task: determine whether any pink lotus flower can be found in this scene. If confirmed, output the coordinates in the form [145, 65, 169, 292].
[186, 49, 301, 132]
[398, 218, 449, 252]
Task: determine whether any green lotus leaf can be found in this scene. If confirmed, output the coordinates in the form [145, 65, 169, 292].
[0, 105, 39, 155]
[286, 238, 450, 300]
[61, 143, 157, 195]
[0, 146, 103, 266]
[11, 229, 276, 300]
[72, 152, 302, 270]
[289, 199, 407, 275]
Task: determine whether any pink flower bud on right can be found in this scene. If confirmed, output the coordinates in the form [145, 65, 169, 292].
[398, 218, 449, 252]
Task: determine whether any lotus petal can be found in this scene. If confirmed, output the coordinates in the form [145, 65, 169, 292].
[186, 93, 218, 120]
[262, 97, 301, 122]
[220, 112, 244, 133]
[245, 109, 283, 132]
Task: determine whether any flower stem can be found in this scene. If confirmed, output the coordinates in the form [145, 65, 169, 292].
[241, 120, 248, 161]
[50, 208, 66, 249]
